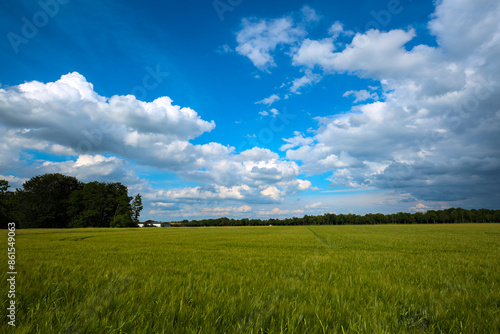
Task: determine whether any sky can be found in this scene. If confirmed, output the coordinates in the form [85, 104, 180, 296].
[0, 0, 499, 221]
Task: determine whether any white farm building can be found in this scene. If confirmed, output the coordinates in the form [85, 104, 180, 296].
[138, 222, 171, 227]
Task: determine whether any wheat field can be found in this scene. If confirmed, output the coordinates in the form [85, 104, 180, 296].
[2, 224, 500, 333]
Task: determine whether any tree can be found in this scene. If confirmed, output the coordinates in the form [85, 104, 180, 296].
[131, 194, 143, 224]
[13, 174, 82, 228]
[110, 213, 134, 228]
[413, 212, 426, 224]
[424, 211, 438, 224]
[373, 213, 388, 224]
[437, 210, 450, 224]
[68, 181, 134, 228]
[0, 180, 8, 194]
[0, 180, 13, 228]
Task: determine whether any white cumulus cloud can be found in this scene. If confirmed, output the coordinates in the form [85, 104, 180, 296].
[282, 0, 500, 205]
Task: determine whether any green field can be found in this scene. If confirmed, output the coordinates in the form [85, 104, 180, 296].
[2, 224, 500, 333]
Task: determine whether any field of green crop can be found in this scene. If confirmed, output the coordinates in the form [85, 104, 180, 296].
[2, 224, 500, 333]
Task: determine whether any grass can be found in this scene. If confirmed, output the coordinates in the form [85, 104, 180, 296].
[2, 224, 500, 333]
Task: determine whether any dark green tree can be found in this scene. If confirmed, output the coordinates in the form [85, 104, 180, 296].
[13, 174, 82, 228]
[68, 181, 135, 227]
[110, 213, 134, 228]
[0, 180, 8, 194]
[424, 211, 438, 224]
[0, 180, 13, 228]
[131, 193, 143, 224]
[413, 212, 426, 224]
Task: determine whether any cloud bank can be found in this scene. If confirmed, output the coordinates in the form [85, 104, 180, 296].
[0, 73, 311, 207]
[2, 0, 499, 220]
[235, 0, 500, 207]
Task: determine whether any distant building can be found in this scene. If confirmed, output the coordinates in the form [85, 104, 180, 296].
[138, 222, 171, 227]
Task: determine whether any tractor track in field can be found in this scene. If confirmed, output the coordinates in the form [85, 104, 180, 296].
[306, 226, 334, 248]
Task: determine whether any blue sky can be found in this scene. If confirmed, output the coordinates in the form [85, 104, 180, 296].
[1, 0, 499, 221]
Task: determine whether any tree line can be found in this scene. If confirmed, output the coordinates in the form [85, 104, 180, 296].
[171, 207, 500, 227]
[0, 174, 142, 229]
[1, 174, 498, 229]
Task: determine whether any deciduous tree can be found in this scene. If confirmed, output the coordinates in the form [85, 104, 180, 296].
[131, 193, 143, 224]
[13, 174, 82, 228]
